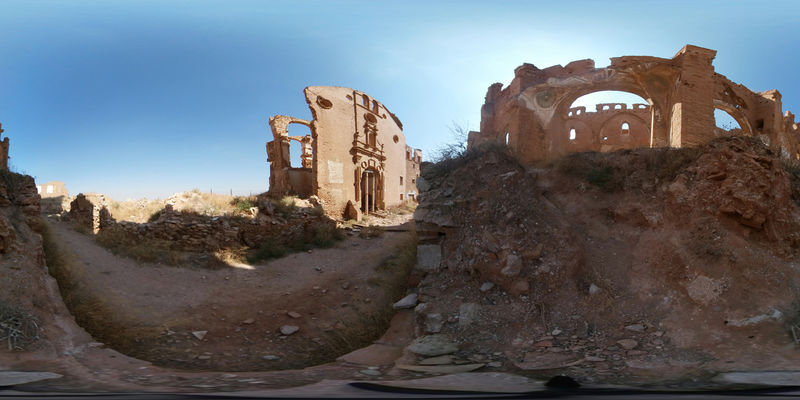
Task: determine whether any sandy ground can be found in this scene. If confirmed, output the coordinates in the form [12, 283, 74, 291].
[10, 215, 423, 392]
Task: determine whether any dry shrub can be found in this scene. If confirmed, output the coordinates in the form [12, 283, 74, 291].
[273, 196, 298, 218]
[246, 240, 288, 263]
[95, 228, 183, 266]
[783, 158, 800, 207]
[554, 146, 704, 192]
[0, 300, 40, 351]
[359, 225, 385, 239]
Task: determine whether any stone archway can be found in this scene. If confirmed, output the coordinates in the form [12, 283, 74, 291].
[714, 100, 754, 136]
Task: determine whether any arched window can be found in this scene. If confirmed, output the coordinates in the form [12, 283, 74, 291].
[569, 128, 577, 141]
[621, 122, 630, 134]
[505, 132, 510, 145]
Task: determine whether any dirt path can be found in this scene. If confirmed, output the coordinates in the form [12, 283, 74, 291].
[48, 217, 415, 371]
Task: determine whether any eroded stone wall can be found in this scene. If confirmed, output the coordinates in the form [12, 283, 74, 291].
[71, 195, 334, 254]
[68, 193, 112, 234]
[469, 45, 800, 163]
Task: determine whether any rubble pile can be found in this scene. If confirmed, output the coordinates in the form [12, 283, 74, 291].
[72, 197, 335, 253]
[411, 137, 800, 383]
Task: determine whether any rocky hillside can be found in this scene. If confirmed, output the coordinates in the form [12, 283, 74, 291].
[413, 137, 800, 385]
[0, 171, 84, 371]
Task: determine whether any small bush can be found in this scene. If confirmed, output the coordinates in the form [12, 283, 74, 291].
[784, 159, 800, 207]
[147, 208, 163, 223]
[234, 198, 254, 212]
[274, 196, 298, 218]
[586, 166, 618, 189]
[247, 241, 288, 263]
[428, 123, 515, 180]
[359, 225, 384, 239]
[311, 221, 345, 248]
[95, 228, 183, 266]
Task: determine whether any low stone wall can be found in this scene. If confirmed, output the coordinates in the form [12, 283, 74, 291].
[70, 197, 334, 253]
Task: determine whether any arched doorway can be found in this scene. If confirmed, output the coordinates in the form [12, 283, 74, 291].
[360, 168, 382, 213]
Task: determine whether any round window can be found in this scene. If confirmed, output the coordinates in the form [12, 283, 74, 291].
[317, 96, 333, 109]
[393, 135, 399, 143]
[364, 113, 378, 124]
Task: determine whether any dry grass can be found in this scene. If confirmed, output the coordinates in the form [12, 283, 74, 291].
[108, 190, 262, 223]
[553, 146, 704, 192]
[108, 198, 164, 223]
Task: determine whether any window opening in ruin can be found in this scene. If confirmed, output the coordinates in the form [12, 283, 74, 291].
[505, 132, 510, 145]
[400, 176, 403, 185]
[714, 108, 744, 135]
[569, 128, 577, 141]
[362, 94, 369, 107]
[621, 122, 630, 134]
[570, 91, 650, 113]
[603, 136, 608, 141]
[372, 100, 380, 113]
[287, 123, 312, 168]
[400, 194, 404, 201]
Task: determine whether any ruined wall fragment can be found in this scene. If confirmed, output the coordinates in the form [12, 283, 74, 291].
[470, 44, 800, 163]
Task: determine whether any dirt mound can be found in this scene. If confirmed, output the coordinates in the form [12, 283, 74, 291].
[413, 137, 800, 385]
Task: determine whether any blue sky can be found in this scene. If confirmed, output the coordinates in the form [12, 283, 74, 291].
[1, 0, 799, 199]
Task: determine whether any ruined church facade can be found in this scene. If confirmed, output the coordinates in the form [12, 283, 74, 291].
[267, 86, 421, 219]
[469, 45, 800, 162]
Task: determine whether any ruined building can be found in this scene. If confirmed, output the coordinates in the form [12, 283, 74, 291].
[469, 44, 800, 162]
[0, 123, 9, 169]
[36, 180, 69, 198]
[267, 86, 422, 219]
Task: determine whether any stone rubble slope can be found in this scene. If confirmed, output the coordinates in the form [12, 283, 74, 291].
[412, 137, 800, 385]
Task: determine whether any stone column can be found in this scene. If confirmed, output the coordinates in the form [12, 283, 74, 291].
[669, 45, 717, 148]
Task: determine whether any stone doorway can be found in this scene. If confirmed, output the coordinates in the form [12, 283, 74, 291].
[360, 169, 382, 213]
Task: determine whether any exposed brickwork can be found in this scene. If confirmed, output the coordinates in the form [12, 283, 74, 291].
[469, 45, 800, 163]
